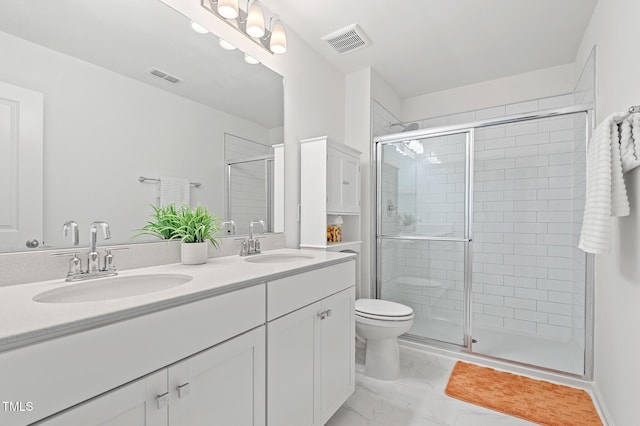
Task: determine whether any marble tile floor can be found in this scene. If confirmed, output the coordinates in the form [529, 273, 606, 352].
[326, 346, 537, 426]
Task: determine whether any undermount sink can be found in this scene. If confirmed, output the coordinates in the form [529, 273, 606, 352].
[244, 253, 314, 264]
[33, 274, 193, 303]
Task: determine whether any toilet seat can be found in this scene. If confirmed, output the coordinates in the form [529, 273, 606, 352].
[355, 299, 414, 321]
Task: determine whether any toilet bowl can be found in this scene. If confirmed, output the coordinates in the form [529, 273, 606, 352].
[355, 299, 414, 381]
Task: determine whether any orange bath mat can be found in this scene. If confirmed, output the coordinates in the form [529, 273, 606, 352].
[445, 361, 602, 426]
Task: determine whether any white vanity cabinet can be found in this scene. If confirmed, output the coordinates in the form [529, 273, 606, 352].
[167, 326, 265, 425]
[38, 327, 265, 426]
[267, 261, 356, 426]
[0, 255, 356, 426]
[37, 370, 169, 426]
[1, 284, 266, 426]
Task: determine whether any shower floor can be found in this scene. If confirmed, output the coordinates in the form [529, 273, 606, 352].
[408, 317, 583, 375]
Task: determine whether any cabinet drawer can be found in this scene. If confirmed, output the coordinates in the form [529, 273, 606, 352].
[0, 284, 266, 425]
[267, 260, 355, 321]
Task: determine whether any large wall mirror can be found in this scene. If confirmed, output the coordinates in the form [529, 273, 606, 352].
[0, 0, 284, 253]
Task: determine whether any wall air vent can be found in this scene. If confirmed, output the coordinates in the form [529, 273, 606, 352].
[321, 24, 371, 54]
[149, 68, 182, 84]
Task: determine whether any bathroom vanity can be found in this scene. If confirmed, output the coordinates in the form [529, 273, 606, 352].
[0, 249, 355, 426]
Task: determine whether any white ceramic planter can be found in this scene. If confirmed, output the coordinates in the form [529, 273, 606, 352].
[181, 242, 208, 265]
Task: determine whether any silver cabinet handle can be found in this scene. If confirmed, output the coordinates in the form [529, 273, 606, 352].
[177, 382, 190, 399]
[156, 392, 169, 409]
[342, 181, 350, 185]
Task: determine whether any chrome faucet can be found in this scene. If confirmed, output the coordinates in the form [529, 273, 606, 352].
[239, 220, 265, 256]
[88, 221, 111, 272]
[63, 221, 79, 246]
[55, 221, 120, 281]
[221, 220, 236, 235]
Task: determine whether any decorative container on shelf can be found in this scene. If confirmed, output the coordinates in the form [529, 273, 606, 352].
[327, 225, 342, 243]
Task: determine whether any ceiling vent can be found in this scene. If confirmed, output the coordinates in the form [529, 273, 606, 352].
[149, 68, 182, 84]
[321, 24, 370, 54]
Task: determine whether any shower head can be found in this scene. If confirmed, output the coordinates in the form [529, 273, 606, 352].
[389, 122, 419, 132]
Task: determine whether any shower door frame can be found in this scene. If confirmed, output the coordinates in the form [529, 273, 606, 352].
[373, 103, 595, 379]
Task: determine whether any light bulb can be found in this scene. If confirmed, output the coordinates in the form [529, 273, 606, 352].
[270, 21, 287, 54]
[244, 54, 259, 64]
[246, 3, 266, 38]
[219, 38, 237, 50]
[190, 21, 209, 34]
[217, 0, 239, 19]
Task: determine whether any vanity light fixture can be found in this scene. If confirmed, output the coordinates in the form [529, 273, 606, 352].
[219, 38, 237, 50]
[217, 0, 239, 19]
[246, 3, 265, 38]
[269, 19, 287, 54]
[202, 0, 288, 55]
[190, 21, 210, 34]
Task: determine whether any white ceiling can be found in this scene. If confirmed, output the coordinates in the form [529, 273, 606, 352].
[0, 0, 284, 128]
[261, 0, 598, 99]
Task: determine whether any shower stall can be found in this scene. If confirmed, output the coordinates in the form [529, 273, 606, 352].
[374, 105, 593, 377]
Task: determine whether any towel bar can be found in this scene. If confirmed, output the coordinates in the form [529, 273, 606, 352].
[138, 176, 201, 188]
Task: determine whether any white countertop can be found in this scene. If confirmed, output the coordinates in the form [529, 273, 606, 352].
[0, 248, 355, 353]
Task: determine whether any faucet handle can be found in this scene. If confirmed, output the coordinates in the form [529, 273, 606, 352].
[51, 252, 83, 277]
[103, 249, 115, 272]
[235, 237, 249, 256]
[254, 237, 262, 253]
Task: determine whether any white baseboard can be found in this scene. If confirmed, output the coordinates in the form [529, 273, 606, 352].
[589, 382, 615, 426]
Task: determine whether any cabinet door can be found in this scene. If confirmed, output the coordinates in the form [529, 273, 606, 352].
[267, 303, 316, 426]
[168, 326, 265, 426]
[340, 155, 360, 213]
[317, 287, 356, 425]
[326, 149, 343, 212]
[37, 371, 167, 426]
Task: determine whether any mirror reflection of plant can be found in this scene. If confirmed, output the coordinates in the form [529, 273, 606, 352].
[137, 204, 221, 248]
[398, 212, 415, 226]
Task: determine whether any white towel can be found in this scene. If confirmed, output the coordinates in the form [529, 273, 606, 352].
[579, 113, 640, 253]
[620, 114, 640, 173]
[159, 176, 190, 208]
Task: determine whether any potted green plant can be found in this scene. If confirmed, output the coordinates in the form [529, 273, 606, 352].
[138, 204, 221, 265]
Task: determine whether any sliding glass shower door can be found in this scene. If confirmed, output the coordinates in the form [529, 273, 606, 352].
[375, 109, 591, 376]
[377, 130, 473, 346]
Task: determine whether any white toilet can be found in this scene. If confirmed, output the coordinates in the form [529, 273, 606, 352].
[355, 299, 414, 381]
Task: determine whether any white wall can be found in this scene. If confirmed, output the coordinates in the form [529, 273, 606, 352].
[345, 68, 372, 298]
[575, 0, 640, 424]
[402, 64, 576, 122]
[160, 0, 346, 248]
[0, 31, 270, 248]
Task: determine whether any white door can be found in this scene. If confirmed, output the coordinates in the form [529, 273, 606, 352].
[317, 287, 355, 424]
[0, 81, 43, 251]
[37, 370, 168, 426]
[168, 327, 266, 426]
[267, 303, 316, 426]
